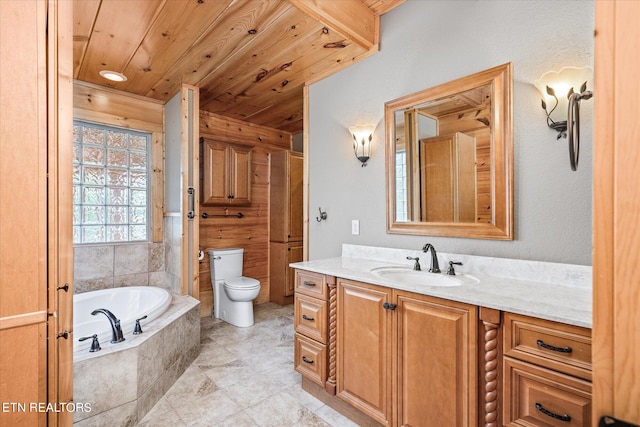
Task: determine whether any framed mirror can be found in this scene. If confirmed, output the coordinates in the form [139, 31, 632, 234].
[385, 63, 513, 239]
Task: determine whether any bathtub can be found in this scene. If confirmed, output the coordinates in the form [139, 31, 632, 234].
[73, 287, 200, 425]
[74, 286, 172, 353]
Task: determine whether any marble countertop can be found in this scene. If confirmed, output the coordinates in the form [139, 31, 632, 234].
[291, 255, 592, 329]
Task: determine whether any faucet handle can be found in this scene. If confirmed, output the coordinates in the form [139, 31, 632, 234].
[79, 334, 101, 352]
[447, 261, 463, 276]
[406, 256, 421, 271]
[133, 315, 148, 335]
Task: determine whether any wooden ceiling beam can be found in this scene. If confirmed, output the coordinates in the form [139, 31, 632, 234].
[288, 0, 379, 51]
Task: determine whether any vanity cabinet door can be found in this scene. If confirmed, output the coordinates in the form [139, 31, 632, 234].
[394, 291, 478, 427]
[337, 279, 392, 427]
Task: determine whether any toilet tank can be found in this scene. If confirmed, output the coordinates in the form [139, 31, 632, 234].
[208, 248, 244, 280]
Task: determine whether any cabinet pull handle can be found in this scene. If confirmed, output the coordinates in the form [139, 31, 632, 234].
[56, 331, 70, 339]
[302, 356, 314, 364]
[57, 283, 69, 292]
[536, 339, 572, 353]
[535, 403, 571, 422]
[302, 314, 315, 321]
[383, 302, 397, 310]
[303, 281, 316, 287]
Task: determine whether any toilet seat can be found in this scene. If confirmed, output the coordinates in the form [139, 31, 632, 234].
[224, 277, 260, 290]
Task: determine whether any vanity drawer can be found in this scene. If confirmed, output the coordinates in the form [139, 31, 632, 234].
[504, 357, 591, 427]
[295, 270, 328, 300]
[294, 293, 328, 343]
[294, 333, 327, 387]
[504, 313, 592, 380]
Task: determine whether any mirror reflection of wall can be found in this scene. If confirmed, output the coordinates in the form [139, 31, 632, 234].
[393, 83, 492, 224]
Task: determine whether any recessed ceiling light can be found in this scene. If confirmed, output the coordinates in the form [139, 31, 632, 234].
[99, 70, 127, 82]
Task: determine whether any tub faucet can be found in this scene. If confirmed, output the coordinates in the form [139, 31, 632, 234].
[422, 243, 441, 273]
[91, 309, 125, 343]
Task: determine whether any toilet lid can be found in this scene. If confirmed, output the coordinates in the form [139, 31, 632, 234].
[225, 277, 260, 289]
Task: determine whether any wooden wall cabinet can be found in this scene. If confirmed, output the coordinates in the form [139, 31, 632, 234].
[503, 312, 592, 426]
[201, 138, 252, 206]
[336, 279, 478, 427]
[270, 151, 303, 305]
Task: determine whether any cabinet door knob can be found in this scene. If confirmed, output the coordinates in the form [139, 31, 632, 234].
[383, 302, 397, 310]
[302, 356, 314, 364]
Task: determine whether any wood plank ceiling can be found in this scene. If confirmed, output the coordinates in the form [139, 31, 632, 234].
[73, 0, 404, 134]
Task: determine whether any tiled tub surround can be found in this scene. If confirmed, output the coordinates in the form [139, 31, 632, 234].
[74, 216, 182, 294]
[73, 294, 200, 426]
[293, 244, 592, 327]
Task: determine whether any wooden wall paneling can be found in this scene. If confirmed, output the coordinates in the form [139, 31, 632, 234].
[73, 81, 165, 242]
[0, 1, 48, 425]
[72, 0, 100, 77]
[147, 1, 290, 101]
[47, 1, 74, 425]
[200, 110, 291, 149]
[121, 1, 233, 95]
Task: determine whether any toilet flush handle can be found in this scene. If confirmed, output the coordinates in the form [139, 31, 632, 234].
[212, 256, 221, 260]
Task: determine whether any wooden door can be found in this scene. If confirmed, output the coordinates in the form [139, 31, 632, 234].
[337, 279, 392, 426]
[228, 145, 252, 205]
[394, 291, 478, 427]
[593, 1, 640, 423]
[0, 1, 73, 426]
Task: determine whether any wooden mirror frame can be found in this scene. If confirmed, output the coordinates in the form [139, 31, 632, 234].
[385, 63, 513, 239]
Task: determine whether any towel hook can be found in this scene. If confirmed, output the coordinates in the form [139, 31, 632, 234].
[316, 207, 327, 222]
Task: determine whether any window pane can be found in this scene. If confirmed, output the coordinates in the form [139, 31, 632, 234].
[108, 206, 128, 224]
[129, 152, 146, 169]
[107, 168, 128, 186]
[129, 170, 146, 188]
[130, 225, 146, 241]
[83, 226, 105, 243]
[107, 225, 128, 242]
[82, 146, 104, 165]
[83, 186, 105, 205]
[107, 149, 127, 168]
[83, 167, 105, 185]
[108, 188, 128, 205]
[82, 206, 105, 224]
[73, 121, 150, 244]
[107, 130, 127, 148]
[130, 207, 146, 224]
[129, 135, 147, 151]
[130, 189, 146, 206]
[82, 127, 103, 144]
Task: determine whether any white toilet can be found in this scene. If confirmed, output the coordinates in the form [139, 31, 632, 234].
[208, 248, 261, 327]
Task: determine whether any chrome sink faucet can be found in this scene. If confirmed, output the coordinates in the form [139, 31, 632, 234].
[91, 308, 125, 343]
[422, 243, 441, 273]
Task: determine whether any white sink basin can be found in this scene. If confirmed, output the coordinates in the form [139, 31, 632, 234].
[370, 267, 478, 287]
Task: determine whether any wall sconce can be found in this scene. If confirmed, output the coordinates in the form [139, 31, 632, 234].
[349, 124, 375, 167]
[534, 66, 593, 170]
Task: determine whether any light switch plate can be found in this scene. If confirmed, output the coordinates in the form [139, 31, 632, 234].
[351, 220, 360, 235]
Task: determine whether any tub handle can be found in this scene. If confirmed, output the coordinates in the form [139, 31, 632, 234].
[79, 334, 101, 352]
[133, 315, 148, 335]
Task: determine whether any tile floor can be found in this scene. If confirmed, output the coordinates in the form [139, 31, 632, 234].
[136, 303, 357, 427]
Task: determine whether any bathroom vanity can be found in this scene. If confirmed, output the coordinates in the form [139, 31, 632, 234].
[291, 245, 592, 427]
